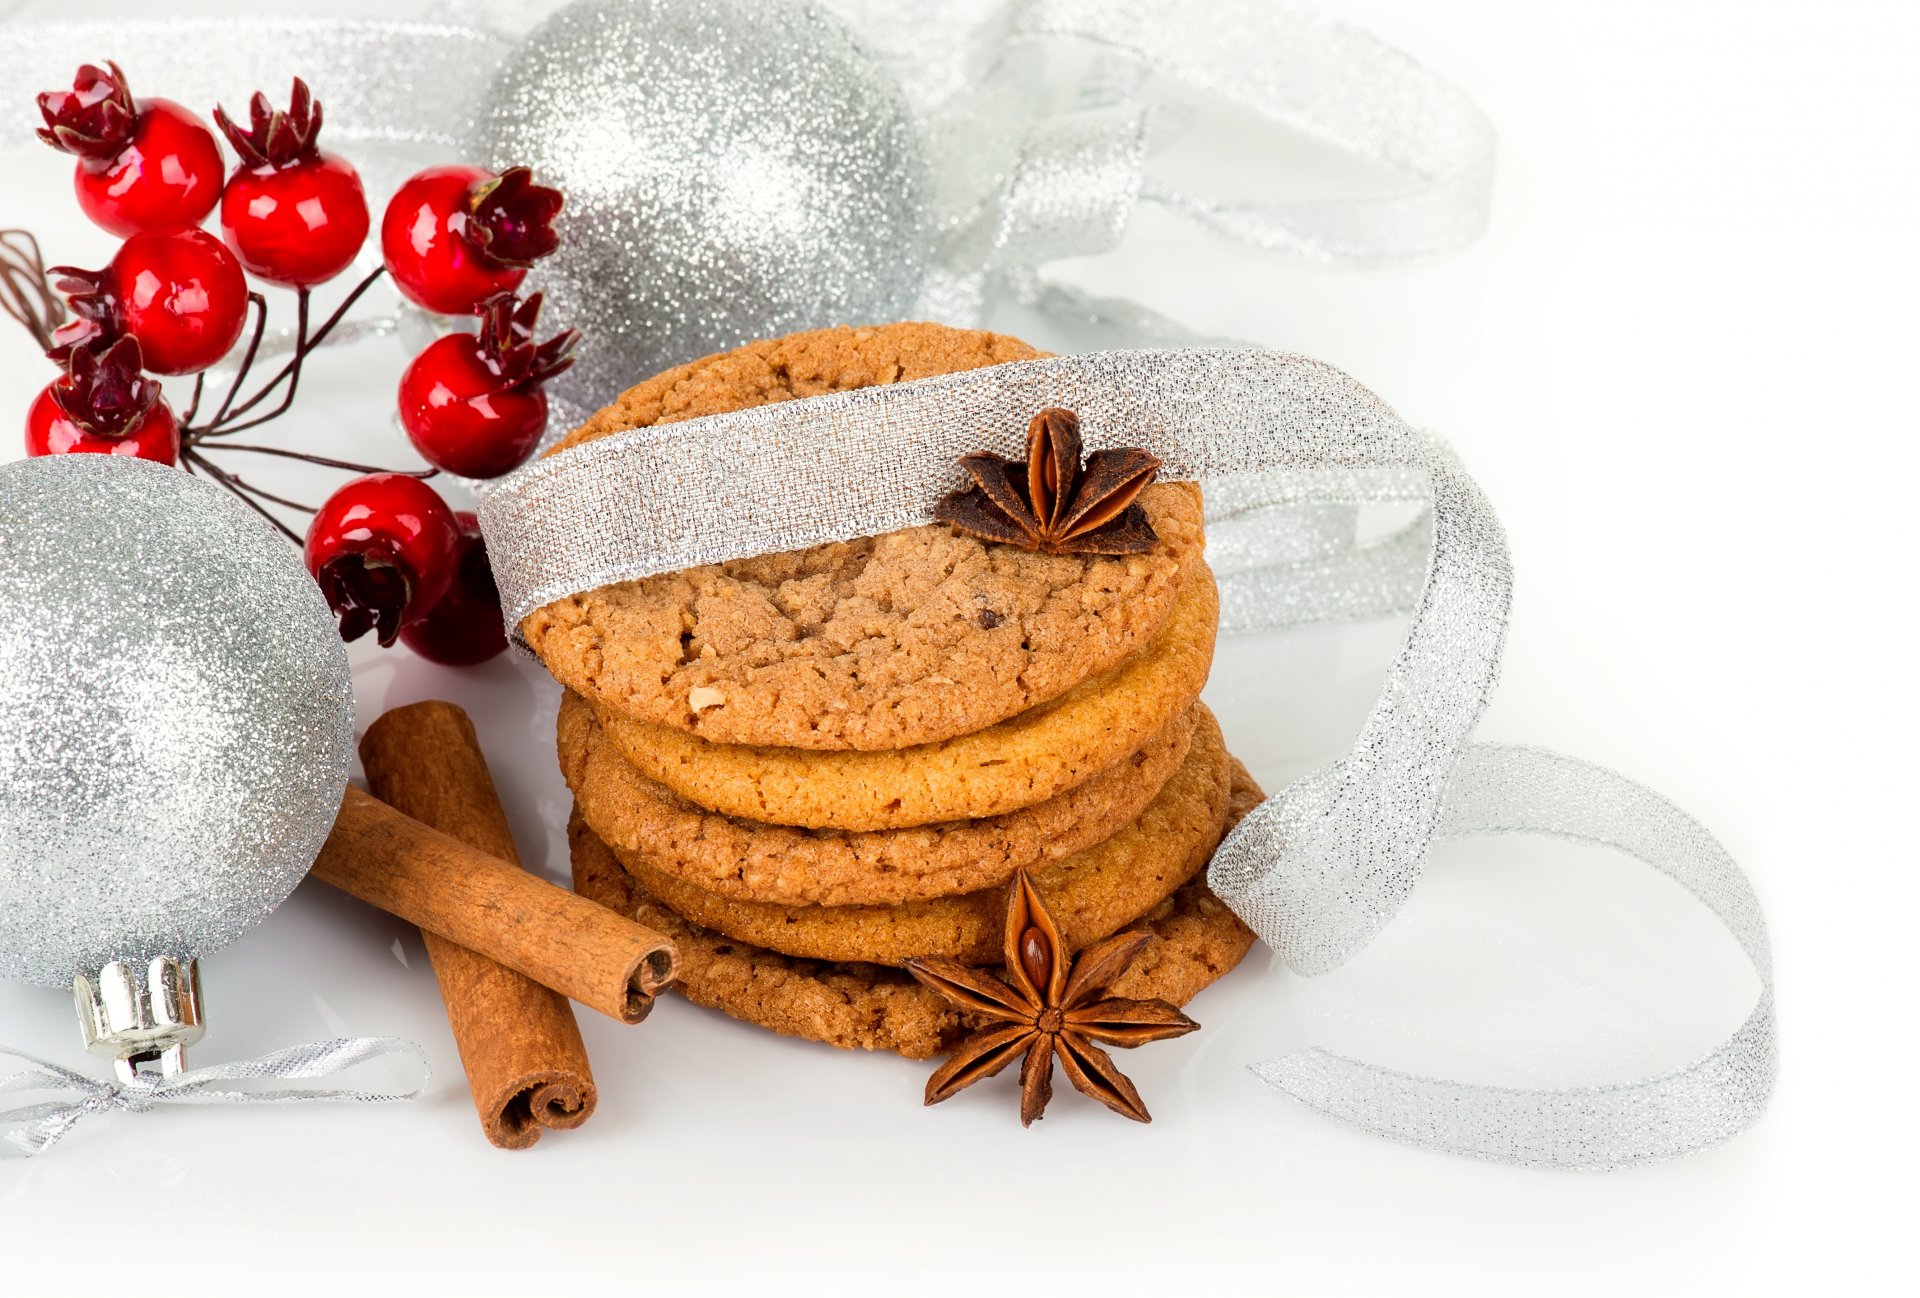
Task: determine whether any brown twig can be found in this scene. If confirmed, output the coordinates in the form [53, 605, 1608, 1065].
[180, 370, 206, 426]
[182, 448, 305, 544]
[201, 266, 382, 432]
[208, 441, 439, 477]
[200, 292, 269, 431]
[203, 286, 311, 433]
[0, 228, 63, 352]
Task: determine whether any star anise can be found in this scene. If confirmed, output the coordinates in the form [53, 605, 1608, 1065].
[906, 870, 1198, 1126]
[933, 407, 1162, 555]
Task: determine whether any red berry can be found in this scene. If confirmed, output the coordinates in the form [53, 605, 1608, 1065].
[78, 101, 225, 238]
[79, 226, 249, 375]
[382, 167, 520, 314]
[221, 156, 367, 287]
[52, 227, 250, 377]
[399, 512, 507, 665]
[382, 165, 562, 314]
[214, 79, 368, 286]
[36, 65, 224, 238]
[24, 336, 178, 464]
[398, 334, 544, 478]
[304, 473, 460, 646]
[397, 292, 578, 478]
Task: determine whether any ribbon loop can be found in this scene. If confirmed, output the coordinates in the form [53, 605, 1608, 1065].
[988, 101, 1148, 268]
[1211, 444, 1512, 974]
[1251, 745, 1775, 1169]
[1013, 0, 1498, 264]
[817, 0, 1501, 328]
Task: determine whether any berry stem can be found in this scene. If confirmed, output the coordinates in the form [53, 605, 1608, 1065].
[10, 215, 459, 560]
[180, 371, 206, 426]
[207, 441, 441, 477]
[0, 228, 63, 353]
[199, 266, 382, 433]
[204, 286, 309, 432]
[198, 291, 269, 431]
[305, 265, 386, 350]
[182, 448, 304, 544]
[204, 464, 318, 514]
[171, 268, 431, 543]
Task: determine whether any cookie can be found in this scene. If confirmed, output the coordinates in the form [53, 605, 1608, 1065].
[594, 560, 1220, 831]
[562, 691, 1197, 907]
[613, 706, 1232, 966]
[566, 762, 1263, 1058]
[522, 322, 1207, 752]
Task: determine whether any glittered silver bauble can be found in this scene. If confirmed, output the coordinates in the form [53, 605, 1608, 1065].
[471, 0, 932, 425]
[0, 456, 352, 990]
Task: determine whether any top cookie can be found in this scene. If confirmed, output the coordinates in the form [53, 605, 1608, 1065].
[520, 323, 1206, 752]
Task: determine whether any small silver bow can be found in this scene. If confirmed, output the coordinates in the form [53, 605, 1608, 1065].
[1, 1038, 430, 1158]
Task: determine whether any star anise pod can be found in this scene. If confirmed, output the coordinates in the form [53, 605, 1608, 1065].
[906, 870, 1198, 1126]
[934, 407, 1162, 555]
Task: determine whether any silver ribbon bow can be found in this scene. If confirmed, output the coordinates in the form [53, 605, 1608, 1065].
[0, 1037, 431, 1158]
[478, 348, 1776, 1169]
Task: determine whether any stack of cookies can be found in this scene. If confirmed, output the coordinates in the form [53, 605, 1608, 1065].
[537, 323, 1258, 1060]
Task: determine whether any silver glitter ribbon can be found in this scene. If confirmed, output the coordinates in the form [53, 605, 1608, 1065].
[477, 348, 1776, 1169]
[0, 15, 509, 203]
[1245, 745, 1773, 1169]
[0, 1038, 431, 1158]
[834, 0, 1496, 328]
[0, 18, 506, 147]
[0, 0, 1495, 356]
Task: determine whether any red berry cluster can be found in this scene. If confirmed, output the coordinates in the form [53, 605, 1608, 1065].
[14, 62, 581, 666]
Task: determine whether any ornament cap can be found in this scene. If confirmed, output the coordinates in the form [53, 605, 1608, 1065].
[73, 956, 205, 1083]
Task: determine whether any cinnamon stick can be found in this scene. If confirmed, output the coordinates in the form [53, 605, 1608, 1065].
[313, 777, 678, 1028]
[356, 702, 594, 1150]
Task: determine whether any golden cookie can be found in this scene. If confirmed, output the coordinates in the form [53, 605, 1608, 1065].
[522, 322, 1206, 752]
[595, 560, 1219, 831]
[562, 691, 1197, 907]
[613, 707, 1231, 966]
[566, 763, 1262, 1059]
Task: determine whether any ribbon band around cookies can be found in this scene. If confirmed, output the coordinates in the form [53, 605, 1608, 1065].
[479, 347, 1774, 1168]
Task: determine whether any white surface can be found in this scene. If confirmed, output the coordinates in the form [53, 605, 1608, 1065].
[2, 0, 1913, 1291]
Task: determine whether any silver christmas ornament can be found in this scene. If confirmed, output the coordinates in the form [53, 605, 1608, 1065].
[0, 456, 352, 1077]
[471, 0, 932, 427]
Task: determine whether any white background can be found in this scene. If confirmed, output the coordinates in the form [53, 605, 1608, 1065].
[1, 0, 1913, 1292]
